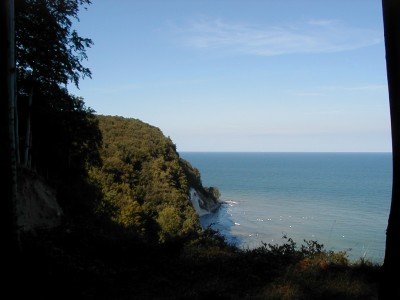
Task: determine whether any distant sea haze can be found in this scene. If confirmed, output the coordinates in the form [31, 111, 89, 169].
[180, 152, 392, 263]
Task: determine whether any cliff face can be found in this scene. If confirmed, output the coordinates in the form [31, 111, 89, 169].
[90, 115, 220, 240]
[180, 158, 221, 216]
[189, 188, 220, 217]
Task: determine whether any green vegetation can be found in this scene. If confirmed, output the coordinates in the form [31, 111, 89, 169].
[89, 115, 219, 241]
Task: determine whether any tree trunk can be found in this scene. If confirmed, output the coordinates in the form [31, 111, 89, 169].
[381, 0, 400, 298]
[1, 0, 19, 276]
[24, 86, 33, 167]
[15, 75, 20, 164]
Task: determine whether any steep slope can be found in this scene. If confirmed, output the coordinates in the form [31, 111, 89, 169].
[89, 115, 220, 241]
[17, 168, 63, 231]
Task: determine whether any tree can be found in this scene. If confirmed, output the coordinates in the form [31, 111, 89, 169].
[381, 0, 400, 298]
[16, 0, 92, 86]
[15, 0, 93, 168]
[1, 0, 20, 287]
[13, 0, 102, 218]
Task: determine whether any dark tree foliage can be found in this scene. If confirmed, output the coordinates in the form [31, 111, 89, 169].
[31, 85, 101, 176]
[15, 0, 92, 86]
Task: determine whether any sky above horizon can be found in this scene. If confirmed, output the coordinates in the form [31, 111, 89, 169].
[70, 0, 391, 152]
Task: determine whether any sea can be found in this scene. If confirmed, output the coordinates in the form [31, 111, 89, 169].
[180, 152, 392, 264]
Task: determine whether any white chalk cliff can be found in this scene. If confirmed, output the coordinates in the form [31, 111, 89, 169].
[189, 188, 220, 217]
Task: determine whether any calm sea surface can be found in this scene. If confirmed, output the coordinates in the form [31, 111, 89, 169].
[180, 152, 392, 263]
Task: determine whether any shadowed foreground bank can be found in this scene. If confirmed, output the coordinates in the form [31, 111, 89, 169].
[19, 226, 379, 299]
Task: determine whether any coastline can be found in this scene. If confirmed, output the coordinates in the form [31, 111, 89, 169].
[182, 152, 391, 264]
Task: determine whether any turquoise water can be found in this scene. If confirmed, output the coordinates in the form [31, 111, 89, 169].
[180, 152, 392, 263]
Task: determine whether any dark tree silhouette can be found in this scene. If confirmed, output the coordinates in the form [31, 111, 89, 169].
[13, 0, 102, 221]
[381, 0, 400, 298]
[15, 0, 93, 168]
[1, 0, 19, 283]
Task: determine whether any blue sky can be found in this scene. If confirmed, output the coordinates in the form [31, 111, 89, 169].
[70, 0, 390, 152]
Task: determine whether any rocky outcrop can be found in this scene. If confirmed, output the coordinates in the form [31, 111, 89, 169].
[189, 188, 220, 217]
[180, 158, 221, 217]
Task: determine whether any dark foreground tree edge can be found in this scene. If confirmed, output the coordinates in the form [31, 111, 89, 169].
[381, 0, 400, 298]
[1, 0, 20, 285]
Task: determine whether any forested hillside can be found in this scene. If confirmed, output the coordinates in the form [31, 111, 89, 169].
[89, 115, 219, 241]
